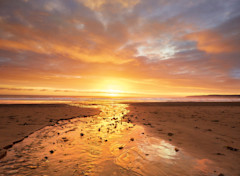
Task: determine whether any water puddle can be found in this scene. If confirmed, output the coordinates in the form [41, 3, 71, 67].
[0, 103, 219, 175]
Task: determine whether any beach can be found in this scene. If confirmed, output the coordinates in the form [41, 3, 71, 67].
[0, 102, 239, 175]
[0, 104, 100, 158]
[127, 102, 240, 175]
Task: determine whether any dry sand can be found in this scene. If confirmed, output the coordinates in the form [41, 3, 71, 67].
[0, 104, 100, 157]
[127, 102, 240, 175]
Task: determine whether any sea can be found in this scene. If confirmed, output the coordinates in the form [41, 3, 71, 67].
[0, 95, 239, 104]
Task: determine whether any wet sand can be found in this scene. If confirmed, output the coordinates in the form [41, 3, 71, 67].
[0, 102, 239, 175]
[127, 102, 240, 176]
[0, 104, 100, 157]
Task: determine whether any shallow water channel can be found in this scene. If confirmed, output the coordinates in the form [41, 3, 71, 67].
[0, 103, 218, 176]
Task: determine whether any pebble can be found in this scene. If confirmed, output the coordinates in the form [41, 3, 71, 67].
[168, 133, 174, 136]
[226, 146, 238, 151]
[50, 150, 54, 154]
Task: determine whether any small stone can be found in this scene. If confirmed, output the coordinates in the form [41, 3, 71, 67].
[130, 138, 134, 141]
[168, 133, 174, 136]
[50, 150, 54, 154]
[119, 146, 124, 150]
[226, 146, 238, 151]
[80, 133, 84, 136]
[62, 137, 69, 142]
[175, 148, 179, 152]
[44, 156, 48, 159]
[105, 140, 108, 142]
[218, 173, 224, 176]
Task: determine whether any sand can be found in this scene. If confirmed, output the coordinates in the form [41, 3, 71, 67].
[0, 102, 239, 175]
[0, 104, 100, 155]
[126, 102, 240, 175]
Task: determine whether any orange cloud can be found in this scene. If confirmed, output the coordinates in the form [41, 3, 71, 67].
[186, 31, 240, 54]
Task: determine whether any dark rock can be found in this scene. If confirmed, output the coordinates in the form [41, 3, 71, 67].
[211, 120, 219, 122]
[62, 137, 69, 142]
[44, 156, 48, 160]
[50, 150, 54, 154]
[168, 133, 174, 136]
[80, 133, 84, 136]
[143, 123, 151, 126]
[130, 138, 134, 141]
[218, 173, 224, 176]
[175, 148, 179, 152]
[119, 146, 124, 150]
[226, 146, 238, 151]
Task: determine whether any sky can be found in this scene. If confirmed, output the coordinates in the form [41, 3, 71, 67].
[0, 0, 240, 97]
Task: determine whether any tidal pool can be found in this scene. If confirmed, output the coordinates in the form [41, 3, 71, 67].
[0, 103, 219, 175]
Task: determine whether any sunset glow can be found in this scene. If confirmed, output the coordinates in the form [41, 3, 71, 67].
[0, 0, 239, 97]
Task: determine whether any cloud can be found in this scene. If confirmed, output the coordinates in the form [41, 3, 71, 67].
[0, 0, 240, 95]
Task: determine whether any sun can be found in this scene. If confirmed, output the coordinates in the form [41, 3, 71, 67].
[105, 89, 122, 97]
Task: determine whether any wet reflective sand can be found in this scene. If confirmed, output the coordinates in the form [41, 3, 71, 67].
[0, 103, 220, 176]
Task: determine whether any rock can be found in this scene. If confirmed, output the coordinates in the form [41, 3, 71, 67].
[119, 146, 124, 150]
[80, 133, 84, 136]
[175, 148, 179, 152]
[143, 123, 151, 126]
[50, 150, 54, 154]
[226, 146, 238, 151]
[130, 138, 134, 141]
[218, 173, 224, 176]
[44, 156, 48, 159]
[62, 137, 69, 142]
[168, 133, 174, 136]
